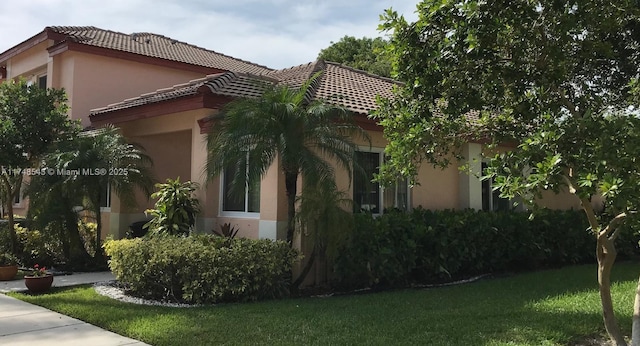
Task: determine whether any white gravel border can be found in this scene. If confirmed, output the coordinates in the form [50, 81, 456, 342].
[93, 281, 200, 308]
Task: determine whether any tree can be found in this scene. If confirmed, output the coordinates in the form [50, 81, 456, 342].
[376, 1, 640, 345]
[35, 125, 154, 261]
[292, 178, 353, 287]
[318, 36, 392, 77]
[0, 79, 75, 254]
[206, 74, 368, 246]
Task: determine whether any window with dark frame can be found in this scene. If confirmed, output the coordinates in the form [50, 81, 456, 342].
[353, 151, 409, 214]
[481, 162, 511, 211]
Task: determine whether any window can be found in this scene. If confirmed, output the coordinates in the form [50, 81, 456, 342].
[100, 182, 111, 211]
[38, 75, 47, 89]
[221, 156, 260, 214]
[13, 190, 22, 207]
[353, 150, 409, 214]
[481, 162, 511, 211]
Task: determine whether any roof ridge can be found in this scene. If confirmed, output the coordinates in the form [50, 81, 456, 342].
[324, 60, 402, 85]
[46, 26, 274, 72]
[303, 59, 327, 102]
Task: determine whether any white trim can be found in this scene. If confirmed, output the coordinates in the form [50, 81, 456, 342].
[354, 146, 411, 214]
[258, 220, 287, 240]
[218, 153, 261, 217]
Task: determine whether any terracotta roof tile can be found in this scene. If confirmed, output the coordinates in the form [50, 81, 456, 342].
[47, 26, 273, 75]
[90, 72, 272, 115]
[90, 60, 402, 117]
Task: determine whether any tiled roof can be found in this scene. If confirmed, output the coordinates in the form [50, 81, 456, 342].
[46, 26, 273, 75]
[91, 71, 274, 115]
[90, 60, 400, 117]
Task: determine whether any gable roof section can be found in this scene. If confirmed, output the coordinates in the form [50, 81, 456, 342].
[1, 26, 273, 75]
[91, 71, 274, 117]
[90, 59, 401, 124]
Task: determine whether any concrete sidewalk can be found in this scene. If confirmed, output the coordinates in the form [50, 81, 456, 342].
[0, 272, 150, 345]
[0, 271, 115, 293]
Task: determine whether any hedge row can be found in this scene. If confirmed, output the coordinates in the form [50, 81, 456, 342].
[104, 235, 300, 304]
[332, 208, 640, 289]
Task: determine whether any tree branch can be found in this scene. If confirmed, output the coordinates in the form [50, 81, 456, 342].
[600, 212, 627, 241]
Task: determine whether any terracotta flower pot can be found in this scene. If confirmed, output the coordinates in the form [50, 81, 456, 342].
[0, 265, 18, 281]
[24, 275, 54, 293]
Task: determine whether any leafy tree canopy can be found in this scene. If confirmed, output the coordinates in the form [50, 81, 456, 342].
[318, 36, 392, 77]
[0, 79, 77, 253]
[376, 1, 640, 345]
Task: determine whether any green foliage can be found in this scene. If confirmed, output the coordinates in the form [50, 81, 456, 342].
[104, 235, 301, 304]
[0, 252, 19, 266]
[0, 79, 78, 253]
[293, 178, 354, 287]
[333, 209, 638, 289]
[377, 5, 640, 342]
[206, 72, 369, 243]
[144, 178, 200, 237]
[12, 263, 640, 345]
[0, 223, 64, 268]
[318, 36, 392, 77]
[30, 125, 154, 259]
[213, 223, 239, 239]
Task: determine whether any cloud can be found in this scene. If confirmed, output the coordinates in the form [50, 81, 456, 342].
[2, 0, 419, 69]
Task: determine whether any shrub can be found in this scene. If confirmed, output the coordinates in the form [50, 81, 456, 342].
[104, 235, 301, 304]
[144, 178, 201, 237]
[332, 208, 639, 290]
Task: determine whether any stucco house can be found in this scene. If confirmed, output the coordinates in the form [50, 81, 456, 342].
[0, 26, 578, 241]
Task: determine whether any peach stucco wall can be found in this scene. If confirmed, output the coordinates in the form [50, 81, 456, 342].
[59, 51, 205, 126]
[4, 42, 206, 127]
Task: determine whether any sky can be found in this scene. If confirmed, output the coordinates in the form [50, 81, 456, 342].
[1, 0, 418, 69]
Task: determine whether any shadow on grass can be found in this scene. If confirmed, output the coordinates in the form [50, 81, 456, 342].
[10, 262, 639, 346]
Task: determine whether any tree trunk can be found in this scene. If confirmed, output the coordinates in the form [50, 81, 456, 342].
[632, 276, 640, 346]
[94, 205, 103, 263]
[597, 235, 627, 346]
[293, 244, 317, 289]
[285, 172, 298, 244]
[577, 195, 627, 346]
[3, 174, 22, 255]
[6, 199, 17, 254]
[64, 207, 91, 262]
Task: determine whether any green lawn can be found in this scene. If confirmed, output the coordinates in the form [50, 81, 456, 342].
[9, 262, 639, 346]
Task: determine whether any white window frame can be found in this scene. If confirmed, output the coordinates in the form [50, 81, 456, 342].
[100, 183, 111, 212]
[218, 154, 260, 218]
[354, 146, 411, 215]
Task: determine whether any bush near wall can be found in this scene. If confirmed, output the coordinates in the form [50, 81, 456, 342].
[0, 222, 64, 267]
[104, 235, 301, 304]
[332, 208, 640, 289]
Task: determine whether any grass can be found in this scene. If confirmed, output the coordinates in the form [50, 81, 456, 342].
[8, 262, 640, 346]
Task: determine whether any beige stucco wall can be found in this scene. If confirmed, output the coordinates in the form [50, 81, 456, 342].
[4, 41, 50, 80]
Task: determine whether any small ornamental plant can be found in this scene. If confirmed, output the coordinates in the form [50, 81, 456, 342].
[29, 264, 49, 277]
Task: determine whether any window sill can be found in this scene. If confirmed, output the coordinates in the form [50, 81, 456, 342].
[218, 211, 260, 219]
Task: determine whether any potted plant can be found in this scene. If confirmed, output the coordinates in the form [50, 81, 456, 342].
[0, 253, 19, 281]
[24, 264, 53, 293]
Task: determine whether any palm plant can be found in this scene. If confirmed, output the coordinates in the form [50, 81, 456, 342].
[30, 125, 154, 262]
[73, 126, 154, 258]
[206, 73, 369, 244]
[293, 178, 354, 288]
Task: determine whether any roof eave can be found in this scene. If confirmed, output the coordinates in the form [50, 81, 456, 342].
[0, 30, 49, 65]
[89, 92, 233, 127]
